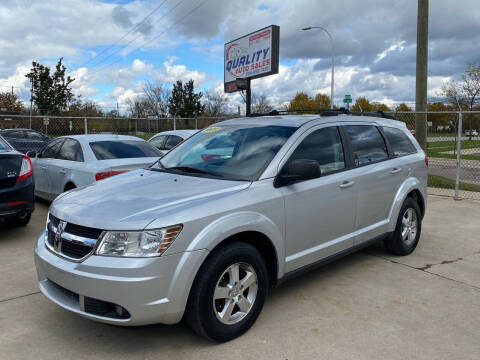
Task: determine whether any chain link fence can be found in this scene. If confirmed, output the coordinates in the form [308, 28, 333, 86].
[391, 111, 480, 200]
[1, 112, 479, 200]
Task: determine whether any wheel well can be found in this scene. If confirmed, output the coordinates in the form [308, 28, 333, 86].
[407, 189, 425, 218]
[214, 231, 278, 287]
[64, 182, 76, 191]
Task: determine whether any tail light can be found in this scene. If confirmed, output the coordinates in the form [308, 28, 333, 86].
[424, 155, 429, 168]
[16, 154, 33, 183]
[95, 170, 128, 181]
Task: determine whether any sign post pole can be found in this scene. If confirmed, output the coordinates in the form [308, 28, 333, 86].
[246, 79, 251, 116]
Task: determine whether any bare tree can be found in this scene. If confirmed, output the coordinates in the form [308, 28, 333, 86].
[251, 94, 273, 114]
[204, 90, 228, 116]
[440, 63, 480, 139]
[143, 81, 170, 117]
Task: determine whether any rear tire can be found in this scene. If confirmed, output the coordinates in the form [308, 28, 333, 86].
[5, 212, 31, 227]
[384, 197, 422, 255]
[186, 241, 268, 342]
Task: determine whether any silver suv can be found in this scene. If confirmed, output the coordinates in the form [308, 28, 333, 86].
[34, 114, 427, 341]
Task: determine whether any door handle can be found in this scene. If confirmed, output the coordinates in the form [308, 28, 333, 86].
[59, 169, 67, 174]
[390, 168, 402, 174]
[339, 180, 355, 189]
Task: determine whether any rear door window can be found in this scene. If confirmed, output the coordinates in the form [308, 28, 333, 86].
[149, 135, 167, 150]
[164, 135, 183, 150]
[41, 139, 64, 159]
[90, 140, 162, 160]
[345, 125, 388, 166]
[382, 127, 417, 157]
[59, 138, 84, 162]
[6, 130, 24, 139]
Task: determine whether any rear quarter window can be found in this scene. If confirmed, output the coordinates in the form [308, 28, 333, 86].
[382, 127, 417, 157]
[90, 140, 162, 160]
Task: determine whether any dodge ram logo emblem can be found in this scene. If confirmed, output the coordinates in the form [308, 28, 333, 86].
[54, 221, 67, 252]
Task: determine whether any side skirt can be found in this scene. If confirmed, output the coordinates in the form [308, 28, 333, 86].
[276, 233, 392, 286]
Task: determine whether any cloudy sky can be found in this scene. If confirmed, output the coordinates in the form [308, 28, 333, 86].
[0, 0, 479, 113]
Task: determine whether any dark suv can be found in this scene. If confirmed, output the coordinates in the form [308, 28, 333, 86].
[0, 128, 50, 154]
[0, 136, 34, 226]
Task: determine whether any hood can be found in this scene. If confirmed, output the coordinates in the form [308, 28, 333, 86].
[51, 169, 250, 230]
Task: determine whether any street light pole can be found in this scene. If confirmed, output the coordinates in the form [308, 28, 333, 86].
[302, 26, 335, 108]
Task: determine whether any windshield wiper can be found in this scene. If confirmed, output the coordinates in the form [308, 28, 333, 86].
[165, 166, 223, 177]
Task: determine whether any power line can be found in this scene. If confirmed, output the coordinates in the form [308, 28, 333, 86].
[88, 0, 187, 71]
[88, 0, 209, 76]
[79, 0, 169, 69]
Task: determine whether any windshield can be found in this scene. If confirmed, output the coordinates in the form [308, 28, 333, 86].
[0, 137, 11, 151]
[153, 124, 297, 181]
[90, 140, 162, 160]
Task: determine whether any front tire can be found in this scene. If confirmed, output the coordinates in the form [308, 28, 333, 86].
[186, 241, 268, 342]
[384, 197, 422, 255]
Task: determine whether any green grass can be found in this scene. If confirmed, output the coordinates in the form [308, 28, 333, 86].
[426, 139, 480, 160]
[428, 174, 480, 192]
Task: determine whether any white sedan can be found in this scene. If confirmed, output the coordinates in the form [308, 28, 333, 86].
[29, 134, 162, 201]
[148, 130, 197, 155]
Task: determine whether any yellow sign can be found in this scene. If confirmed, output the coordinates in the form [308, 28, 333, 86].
[202, 126, 222, 134]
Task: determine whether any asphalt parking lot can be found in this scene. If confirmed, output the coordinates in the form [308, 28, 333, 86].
[1, 196, 479, 359]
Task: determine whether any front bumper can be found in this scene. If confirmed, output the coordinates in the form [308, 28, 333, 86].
[34, 233, 208, 326]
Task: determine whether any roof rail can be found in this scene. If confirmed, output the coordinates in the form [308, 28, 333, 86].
[246, 108, 396, 120]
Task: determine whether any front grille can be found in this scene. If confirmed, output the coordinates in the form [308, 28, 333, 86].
[61, 241, 93, 259]
[49, 214, 103, 239]
[84, 297, 130, 319]
[47, 214, 103, 261]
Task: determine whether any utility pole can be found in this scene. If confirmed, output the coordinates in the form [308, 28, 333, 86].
[415, 0, 429, 150]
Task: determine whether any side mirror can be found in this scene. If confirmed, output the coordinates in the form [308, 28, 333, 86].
[26, 151, 37, 158]
[274, 159, 320, 187]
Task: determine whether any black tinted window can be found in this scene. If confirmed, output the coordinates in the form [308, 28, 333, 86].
[90, 140, 161, 160]
[164, 135, 183, 150]
[59, 138, 84, 162]
[0, 137, 10, 150]
[382, 127, 417, 157]
[25, 130, 44, 139]
[42, 139, 64, 159]
[149, 135, 167, 150]
[289, 127, 345, 174]
[345, 125, 388, 166]
[6, 131, 23, 138]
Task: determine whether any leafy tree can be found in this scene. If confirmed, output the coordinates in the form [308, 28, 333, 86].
[313, 93, 331, 110]
[372, 102, 391, 112]
[394, 103, 413, 112]
[168, 79, 205, 118]
[0, 92, 24, 113]
[288, 92, 315, 113]
[66, 98, 104, 117]
[427, 102, 452, 133]
[25, 58, 75, 115]
[351, 97, 373, 112]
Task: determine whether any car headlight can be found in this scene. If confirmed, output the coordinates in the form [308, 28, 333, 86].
[96, 225, 183, 257]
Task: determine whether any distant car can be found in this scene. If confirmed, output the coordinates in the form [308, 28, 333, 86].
[465, 129, 478, 137]
[28, 134, 162, 201]
[0, 135, 34, 226]
[148, 130, 197, 155]
[0, 128, 50, 154]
